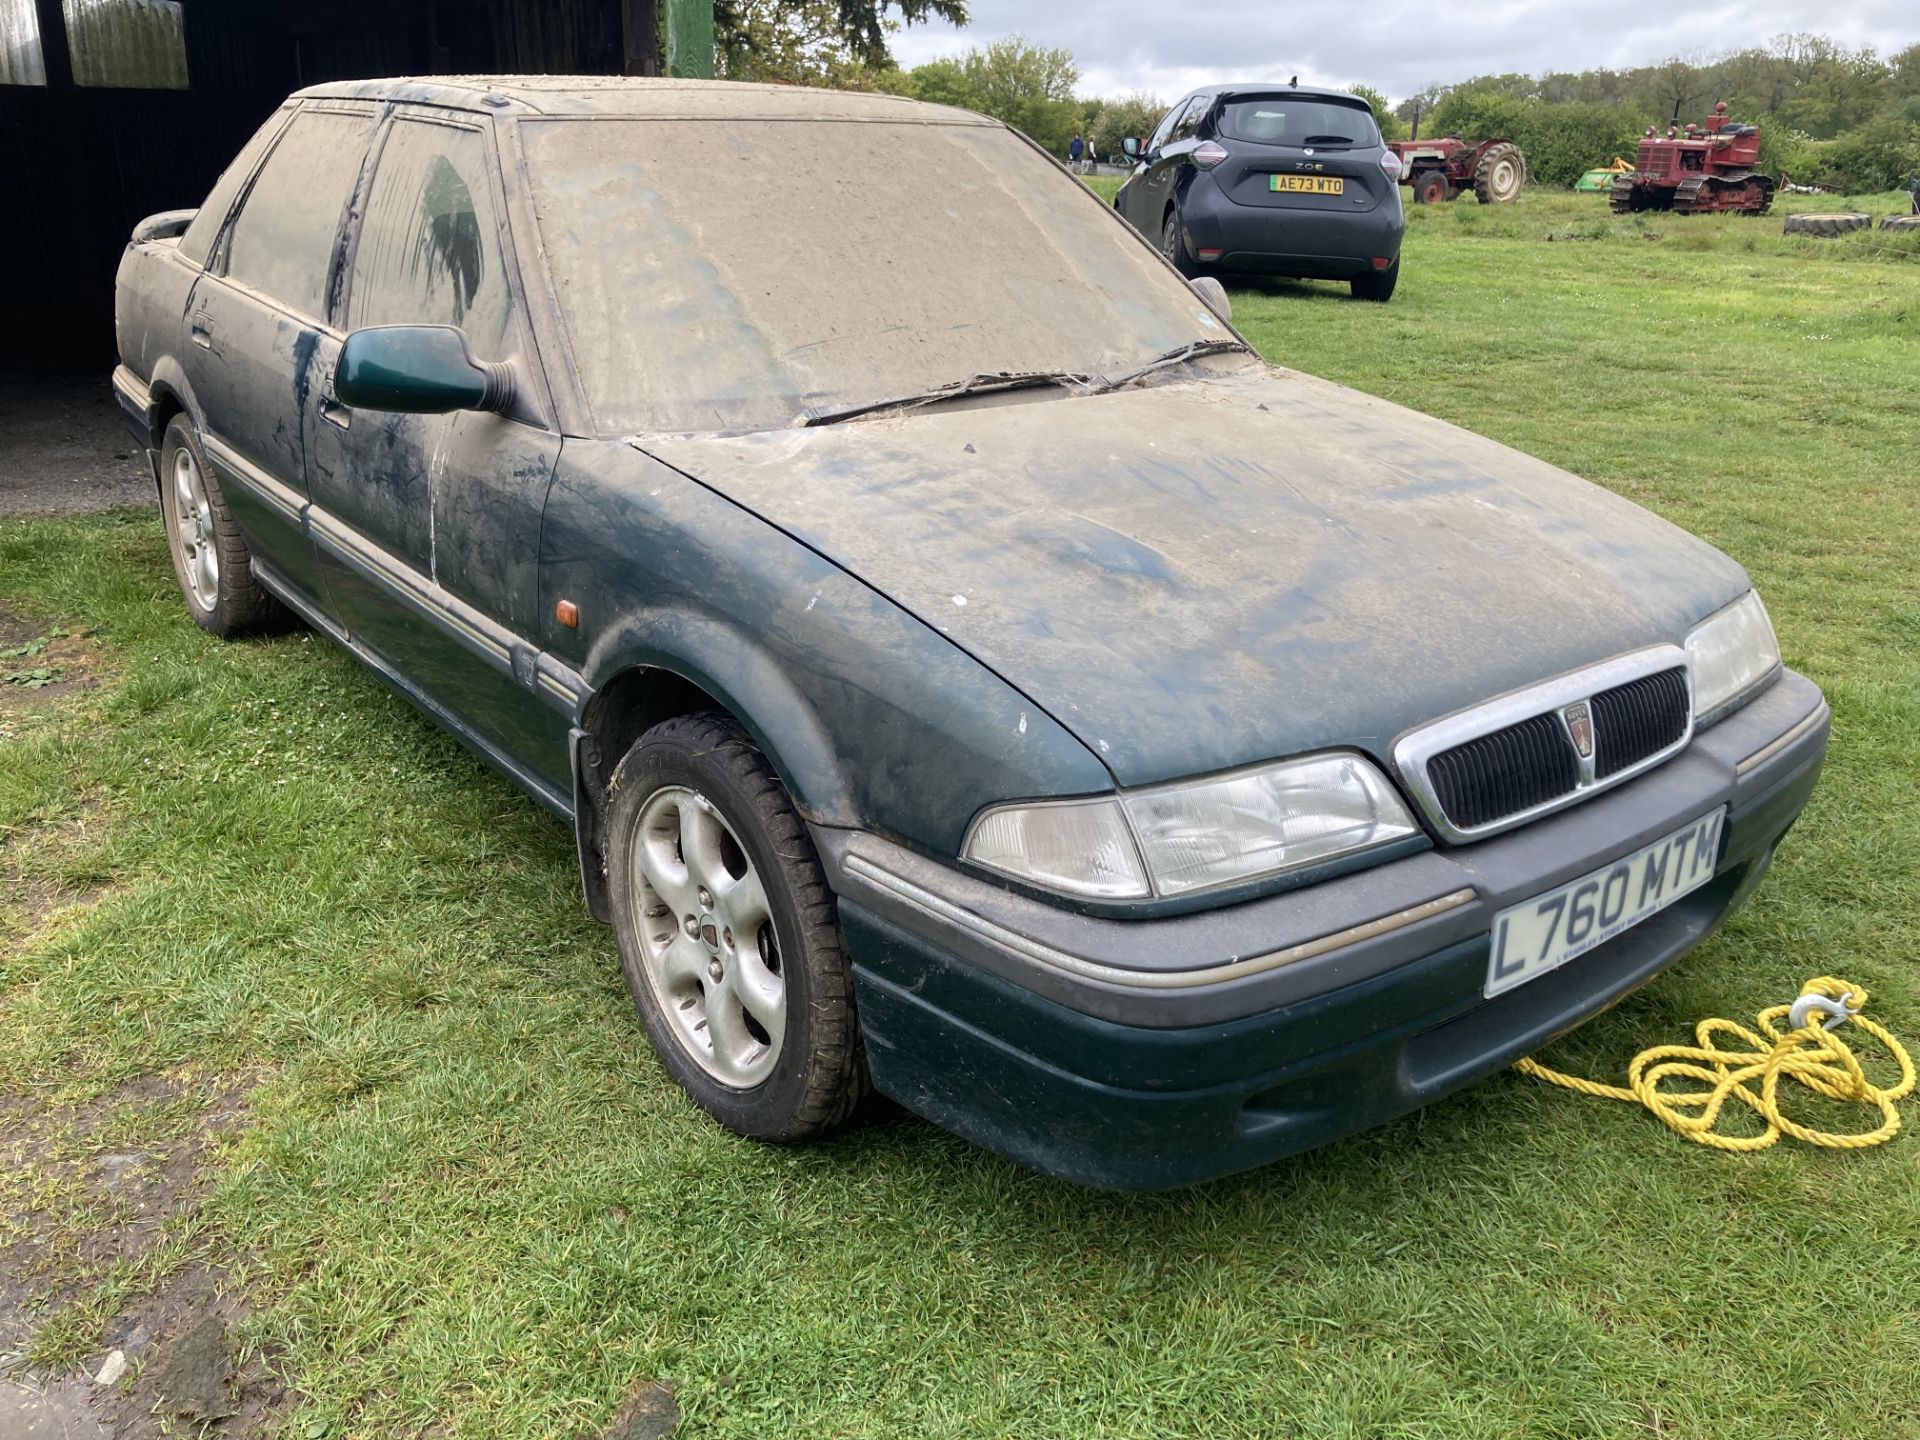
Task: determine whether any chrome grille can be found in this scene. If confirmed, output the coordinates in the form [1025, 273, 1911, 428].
[1394, 648, 1695, 842]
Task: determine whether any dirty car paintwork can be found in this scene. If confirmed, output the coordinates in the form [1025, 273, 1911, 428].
[642, 363, 1751, 788]
[536, 438, 1114, 858]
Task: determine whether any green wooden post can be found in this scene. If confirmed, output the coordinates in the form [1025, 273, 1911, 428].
[665, 0, 714, 78]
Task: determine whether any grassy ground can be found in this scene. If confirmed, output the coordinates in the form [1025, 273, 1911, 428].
[3, 187, 1919, 1438]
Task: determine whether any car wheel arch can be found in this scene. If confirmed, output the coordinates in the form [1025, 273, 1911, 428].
[569, 647, 857, 924]
[145, 357, 203, 453]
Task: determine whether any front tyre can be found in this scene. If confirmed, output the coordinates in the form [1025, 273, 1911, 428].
[158, 414, 285, 636]
[605, 712, 868, 1142]
[1351, 260, 1400, 302]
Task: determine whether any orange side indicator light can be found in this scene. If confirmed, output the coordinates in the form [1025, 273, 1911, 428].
[556, 600, 580, 629]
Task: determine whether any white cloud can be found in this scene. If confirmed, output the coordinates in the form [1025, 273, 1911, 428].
[888, 0, 1916, 103]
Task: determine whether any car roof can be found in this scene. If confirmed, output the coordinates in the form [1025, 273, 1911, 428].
[291, 74, 995, 126]
[1186, 82, 1369, 106]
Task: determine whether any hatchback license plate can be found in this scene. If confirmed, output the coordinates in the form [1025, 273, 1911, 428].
[1269, 175, 1344, 195]
[1485, 808, 1726, 998]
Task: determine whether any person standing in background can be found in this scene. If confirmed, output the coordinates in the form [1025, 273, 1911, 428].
[1069, 134, 1084, 169]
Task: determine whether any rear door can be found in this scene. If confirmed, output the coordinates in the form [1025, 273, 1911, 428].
[1207, 94, 1394, 218]
[188, 101, 378, 612]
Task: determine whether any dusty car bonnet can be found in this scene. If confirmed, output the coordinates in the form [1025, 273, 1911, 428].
[639, 364, 1750, 790]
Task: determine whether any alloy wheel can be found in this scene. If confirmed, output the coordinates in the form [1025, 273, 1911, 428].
[171, 445, 220, 608]
[625, 785, 786, 1088]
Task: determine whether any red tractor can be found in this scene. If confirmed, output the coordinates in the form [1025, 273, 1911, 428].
[1386, 136, 1527, 205]
[1610, 102, 1774, 215]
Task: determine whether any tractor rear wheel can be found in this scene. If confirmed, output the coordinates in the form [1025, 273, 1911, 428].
[1783, 212, 1871, 237]
[1881, 215, 1920, 232]
[1412, 170, 1450, 205]
[1473, 142, 1525, 203]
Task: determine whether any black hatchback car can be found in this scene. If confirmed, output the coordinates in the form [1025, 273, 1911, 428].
[1117, 83, 1405, 300]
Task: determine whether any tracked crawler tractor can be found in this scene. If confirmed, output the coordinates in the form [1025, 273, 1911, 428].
[1610, 101, 1774, 216]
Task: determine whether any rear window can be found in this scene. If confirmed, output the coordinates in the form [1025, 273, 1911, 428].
[1217, 97, 1378, 149]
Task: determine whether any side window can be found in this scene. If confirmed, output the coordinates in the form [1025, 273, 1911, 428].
[179, 108, 291, 268]
[226, 108, 375, 320]
[1168, 97, 1209, 145]
[348, 119, 515, 360]
[1146, 100, 1187, 155]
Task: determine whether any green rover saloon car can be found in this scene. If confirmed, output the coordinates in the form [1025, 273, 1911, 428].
[113, 77, 1829, 1190]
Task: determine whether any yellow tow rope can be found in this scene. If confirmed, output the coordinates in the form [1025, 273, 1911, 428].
[1516, 976, 1916, 1152]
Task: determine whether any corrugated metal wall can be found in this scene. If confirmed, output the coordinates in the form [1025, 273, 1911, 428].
[64, 0, 188, 89]
[1, 0, 48, 85]
[3, 0, 627, 371]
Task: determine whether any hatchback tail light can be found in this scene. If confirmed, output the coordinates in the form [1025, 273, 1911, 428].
[1192, 141, 1229, 169]
[1378, 151, 1404, 181]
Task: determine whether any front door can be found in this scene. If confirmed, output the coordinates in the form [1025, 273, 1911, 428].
[306, 110, 570, 799]
[1120, 96, 1200, 237]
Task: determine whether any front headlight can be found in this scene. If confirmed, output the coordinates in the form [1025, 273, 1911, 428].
[1686, 590, 1780, 725]
[962, 752, 1420, 902]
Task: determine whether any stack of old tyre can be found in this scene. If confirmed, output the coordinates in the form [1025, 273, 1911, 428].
[1783, 213, 1920, 236]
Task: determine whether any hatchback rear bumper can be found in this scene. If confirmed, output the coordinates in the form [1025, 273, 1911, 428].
[1180, 177, 1404, 279]
[819, 671, 1828, 1189]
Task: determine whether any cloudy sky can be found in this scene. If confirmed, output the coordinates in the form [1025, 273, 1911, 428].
[888, 1, 1916, 104]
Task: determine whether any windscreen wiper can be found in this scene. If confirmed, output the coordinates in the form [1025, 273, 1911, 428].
[800, 370, 1092, 427]
[1089, 338, 1253, 395]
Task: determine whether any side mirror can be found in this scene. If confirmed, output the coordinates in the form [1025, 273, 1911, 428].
[1123, 137, 1140, 160]
[333, 325, 514, 415]
[132, 209, 197, 244]
[1189, 276, 1232, 326]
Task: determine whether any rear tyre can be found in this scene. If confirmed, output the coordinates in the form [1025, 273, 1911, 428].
[1412, 170, 1451, 206]
[1473, 142, 1526, 203]
[1880, 214, 1920, 232]
[605, 711, 868, 1143]
[1782, 212, 1871, 237]
[1350, 260, 1399, 303]
[1161, 209, 1199, 278]
[157, 413, 286, 637]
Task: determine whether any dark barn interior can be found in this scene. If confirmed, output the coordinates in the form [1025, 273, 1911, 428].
[3, 0, 649, 373]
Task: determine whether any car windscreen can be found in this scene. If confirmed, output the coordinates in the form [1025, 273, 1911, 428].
[1217, 97, 1378, 149]
[520, 117, 1227, 433]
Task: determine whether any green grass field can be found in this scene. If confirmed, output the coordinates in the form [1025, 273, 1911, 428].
[3, 188, 1918, 1438]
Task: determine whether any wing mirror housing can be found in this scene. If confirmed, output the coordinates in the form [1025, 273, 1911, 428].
[1189, 276, 1232, 326]
[1122, 136, 1141, 160]
[333, 325, 514, 415]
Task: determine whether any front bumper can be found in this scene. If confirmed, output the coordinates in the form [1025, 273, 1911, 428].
[818, 670, 1829, 1190]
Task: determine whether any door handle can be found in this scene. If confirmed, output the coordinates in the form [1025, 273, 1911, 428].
[318, 395, 352, 430]
[189, 316, 212, 349]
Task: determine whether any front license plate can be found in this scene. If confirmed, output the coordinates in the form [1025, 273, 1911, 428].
[1485, 808, 1727, 998]
[1269, 175, 1344, 195]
